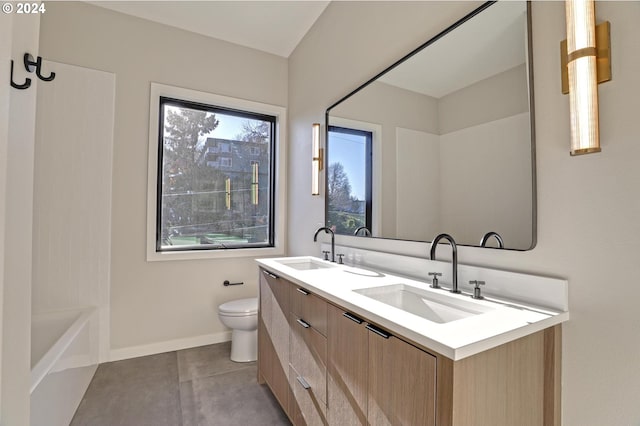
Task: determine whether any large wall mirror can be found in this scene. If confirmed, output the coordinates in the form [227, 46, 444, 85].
[325, 1, 535, 250]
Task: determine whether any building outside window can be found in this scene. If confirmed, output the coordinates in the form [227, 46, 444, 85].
[157, 96, 275, 251]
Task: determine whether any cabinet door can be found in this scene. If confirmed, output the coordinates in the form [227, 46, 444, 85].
[259, 269, 291, 412]
[290, 364, 328, 426]
[327, 306, 368, 426]
[368, 325, 437, 426]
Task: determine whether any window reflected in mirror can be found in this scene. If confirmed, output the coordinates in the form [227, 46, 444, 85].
[326, 126, 372, 236]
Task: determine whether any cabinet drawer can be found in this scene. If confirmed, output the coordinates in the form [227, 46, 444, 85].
[290, 312, 327, 405]
[291, 286, 328, 336]
[261, 268, 288, 298]
[290, 364, 328, 426]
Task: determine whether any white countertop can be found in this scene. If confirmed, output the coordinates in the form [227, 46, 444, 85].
[256, 256, 569, 361]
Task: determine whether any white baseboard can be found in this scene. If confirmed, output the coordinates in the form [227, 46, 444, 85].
[108, 331, 232, 362]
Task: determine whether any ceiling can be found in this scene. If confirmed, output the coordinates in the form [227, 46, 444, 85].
[88, 1, 330, 58]
[379, 1, 527, 99]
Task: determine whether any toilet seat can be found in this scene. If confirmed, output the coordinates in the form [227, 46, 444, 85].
[219, 297, 258, 317]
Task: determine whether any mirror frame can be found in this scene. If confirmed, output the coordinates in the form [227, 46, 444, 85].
[324, 0, 536, 251]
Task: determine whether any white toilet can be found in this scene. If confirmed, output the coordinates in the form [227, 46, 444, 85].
[218, 297, 258, 362]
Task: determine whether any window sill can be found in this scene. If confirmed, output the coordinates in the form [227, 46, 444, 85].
[146, 245, 285, 262]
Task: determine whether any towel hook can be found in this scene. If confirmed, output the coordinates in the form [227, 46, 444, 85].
[9, 60, 31, 90]
[9, 52, 56, 90]
[23, 53, 56, 82]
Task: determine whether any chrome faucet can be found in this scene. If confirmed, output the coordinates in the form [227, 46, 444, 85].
[429, 233, 460, 294]
[313, 226, 335, 262]
[480, 231, 504, 248]
[353, 226, 371, 237]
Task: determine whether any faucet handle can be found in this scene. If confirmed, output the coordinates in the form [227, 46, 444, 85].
[322, 250, 330, 261]
[337, 254, 345, 264]
[469, 280, 486, 300]
[428, 272, 442, 289]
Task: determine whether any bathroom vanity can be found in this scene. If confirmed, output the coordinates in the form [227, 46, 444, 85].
[256, 256, 568, 426]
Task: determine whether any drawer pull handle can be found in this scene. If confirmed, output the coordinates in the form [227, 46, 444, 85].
[296, 318, 310, 328]
[296, 376, 311, 390]
[262, 270, 279, 279]
[296, 287, 310, 295]
[343, 312, 363, 324]
[366, 323, 391, 339]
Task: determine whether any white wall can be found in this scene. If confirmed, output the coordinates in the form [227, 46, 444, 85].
[0, 11, 11, 413]
[393, 112, 531, 247]
[395, 127, 440, 241]
[438, 63, 529, 134]
[33, 62, 115, 362]
[289, 1, 640, 424]
[0, 11, 41, 426]
[39, 2, 288, 356]
[439, 113, 532, 248]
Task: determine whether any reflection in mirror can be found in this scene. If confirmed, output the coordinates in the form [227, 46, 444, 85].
[326, 126, 372, 235]
[326, 1, 535, 250]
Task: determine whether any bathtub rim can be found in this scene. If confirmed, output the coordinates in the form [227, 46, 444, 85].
[30, 306, 97, 394]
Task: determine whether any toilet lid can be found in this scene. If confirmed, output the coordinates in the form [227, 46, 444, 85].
[219, 297, 258, 316]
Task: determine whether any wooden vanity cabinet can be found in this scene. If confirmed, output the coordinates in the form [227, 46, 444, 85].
[258, 270, 561, 426]
[258, 269, 291, 412]
[327, 304, 436, 426]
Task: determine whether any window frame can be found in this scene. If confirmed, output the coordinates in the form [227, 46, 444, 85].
[147, 83, 286, 261]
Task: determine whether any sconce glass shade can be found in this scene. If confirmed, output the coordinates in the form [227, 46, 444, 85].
[312, 123, 322, 195]
[566, 0, 600, 155]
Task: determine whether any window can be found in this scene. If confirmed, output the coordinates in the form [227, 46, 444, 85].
[326, 126, 372, 235]
[250, 146, 260, 156]
[156, 96, 276, 252]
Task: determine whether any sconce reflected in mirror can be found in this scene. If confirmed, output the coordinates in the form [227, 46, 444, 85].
[225, 177, 231, 210]
[311, 123, 323, 195]
[562, 0, 611, 156]
[251, 162, 259, 205]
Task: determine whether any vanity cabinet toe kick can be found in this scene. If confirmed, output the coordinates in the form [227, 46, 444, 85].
[257, 267, 561, 426]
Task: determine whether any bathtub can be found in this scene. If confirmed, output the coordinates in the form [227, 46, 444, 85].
[30, 307, 99, 426]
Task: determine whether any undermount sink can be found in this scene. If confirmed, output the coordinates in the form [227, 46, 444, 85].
[274, 258, 337, 271]
[354, 284, 495, 324]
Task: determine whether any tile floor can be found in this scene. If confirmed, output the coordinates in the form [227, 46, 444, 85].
[70, 341, 291, 426]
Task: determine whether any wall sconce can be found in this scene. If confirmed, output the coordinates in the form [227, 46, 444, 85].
[225, 177, 231, 210]
[311, 123, 323, 195]
[561, 0, 611, 156]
